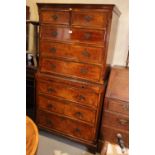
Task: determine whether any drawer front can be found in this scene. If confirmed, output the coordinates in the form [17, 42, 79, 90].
[103, 111, 129, 131]
[37, 80, 99, 108]
[105, 99, 129, 115]
[72, 10, 109, 28]
[40, 58, 102, 82]
[38, 95, 96, 124]
[40, 10, 69, 25]
[40, 41, 104, 65]
[71, 28, 106, 45]
[101, 126, 129, 147]
[40, 25, 70, 41]
[37, 110, 95, 141]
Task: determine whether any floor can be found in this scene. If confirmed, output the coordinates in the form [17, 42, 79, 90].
[36, 130, 100, 155]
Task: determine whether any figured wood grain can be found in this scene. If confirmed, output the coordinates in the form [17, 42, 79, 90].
[26, 116, 39, 155]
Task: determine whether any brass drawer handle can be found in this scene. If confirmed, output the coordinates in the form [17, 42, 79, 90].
[75, 112, 83, 118]
[52, 14, 58, 20]
[84, 32, 91, 40]
[50, 47, 56, 53]
[51, 31, 58, 37]
[76, 94, 86, 101]
[82, 50, 90, 57]
[84, 15, 92, 22]
[46, 119, 53, 126]
[122, 104, 129, 111]
[118, 119, 128, 125]
[47, 104, 53, 109]
[75, 128, 81, 133]
[80, 68, 88, 74]
[51, 64, 56, 69]
[47, 88, 55, 93]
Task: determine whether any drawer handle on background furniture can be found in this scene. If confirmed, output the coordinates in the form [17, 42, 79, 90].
[46, 119, 53, 126]
[80, 68, 88, 74]
[50, 47, 57, 53]
[75, 128, 81, 133]
[117, 133, 126, 153]
[84, 15, 92, 22]
[76, 94, 86, 101]
[82, 50, 90, 57]
[52, 14, 58, 20]
[75, 112, 83, 118]
[118, 119, 128, 125]
[51, 31, 58, 37]
[123, 104, 129, 111]
[84, 33, 91, 40]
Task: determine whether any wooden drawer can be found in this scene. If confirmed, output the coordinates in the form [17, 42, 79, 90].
[101, 126, 129, 147]
[40, 25, 70, 41]
[71, 28, 106, 45]
[40, 58, 102, 83]
[40, 25, 106, 45]
[37, 78, 99, 108]
[103, 111, 129, 131]
[37, 95, 96, 124]
[104, 99, 129, 115]
[37, 110, 95, 141]
[40, 41, 104, 65]
[72, 10, 109, 28]
[40, 10, 69, 25]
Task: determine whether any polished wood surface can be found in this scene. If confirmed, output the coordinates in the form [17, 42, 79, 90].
[26, 116, 39, 155]
[36, 3, 120, 152]
[98, 66, 129, 152]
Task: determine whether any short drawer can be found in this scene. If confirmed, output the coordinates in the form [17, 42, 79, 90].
[101, 126, 129, 147]
[37, 95, 96, 124]
[71, 28, 106, 45]
[40, 41, 104, 65]
[37, 79, 99, 108]
[103, 111, 129, 131]
[40, 58, 102, 83]
[40, 10, 69, 25]
[37, 110, 96, 141]
[40, 25, 70, 41]
[72, 10, 109, 28]
[104, 99, 129, 115]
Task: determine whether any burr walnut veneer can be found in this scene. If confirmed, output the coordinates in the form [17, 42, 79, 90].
[36, 3, 120, 151]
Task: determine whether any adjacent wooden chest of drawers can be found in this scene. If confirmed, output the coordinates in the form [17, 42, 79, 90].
[36, 3, 120, 151]
[98, 66, 129, 151]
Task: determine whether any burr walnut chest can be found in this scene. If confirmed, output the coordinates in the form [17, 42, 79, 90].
[36, 3, 120, 151]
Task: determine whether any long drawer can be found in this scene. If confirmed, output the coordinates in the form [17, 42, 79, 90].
[40, 25, 106, 45]
[36, 77, 100, 108]
[37, 110, 96, 142]
[103, 111, 129, 131]
[40, 41, 105, 65]
[40, 58, 102, 83]
[37, 95, 96, 124]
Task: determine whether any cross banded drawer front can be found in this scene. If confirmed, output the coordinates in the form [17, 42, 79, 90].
[37, 80, 99, 108]
[37, 110, 95, 141]
[40, 10, 70, 25]
[38, 95, 96, 124]
[72, 10, 109, 28]
[40, 58, 102, 82]
[40, 41, 104, 65]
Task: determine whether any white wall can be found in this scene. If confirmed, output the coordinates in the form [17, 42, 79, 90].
[27, 0, 128, 66]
